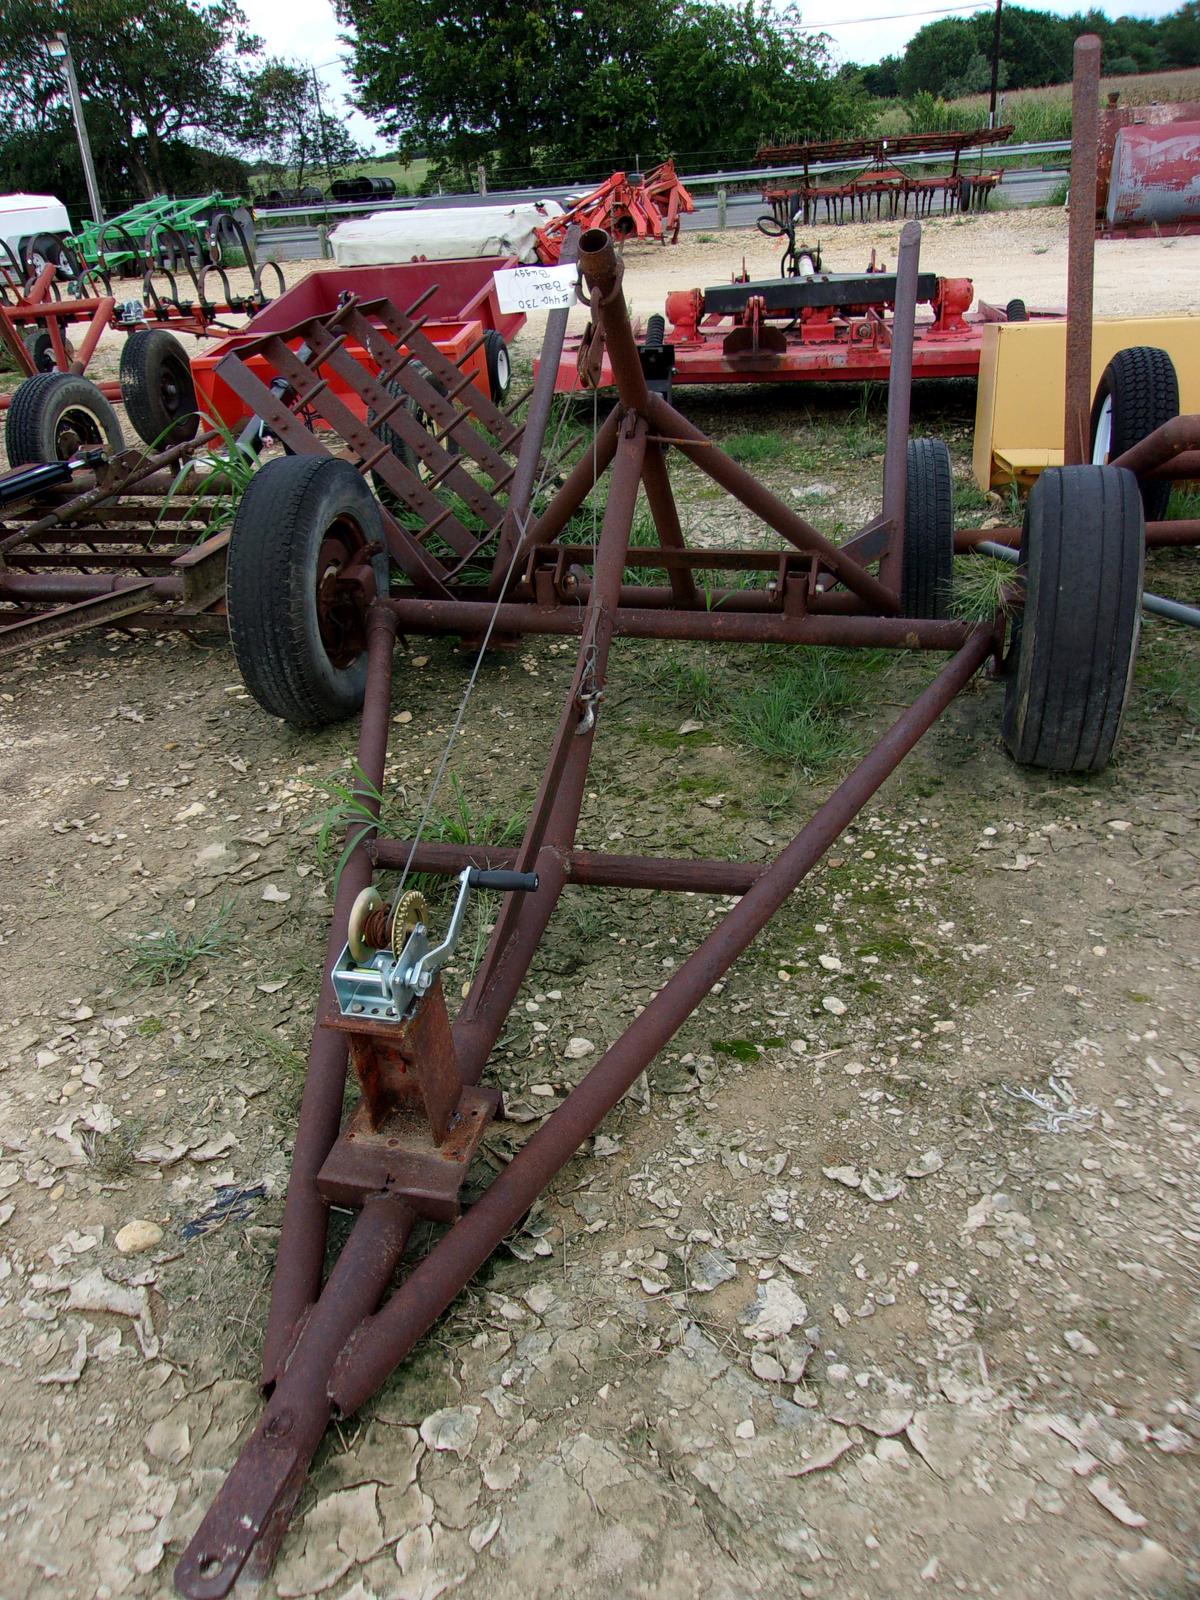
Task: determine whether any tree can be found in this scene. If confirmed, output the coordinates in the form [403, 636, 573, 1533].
[241, 61, 364, 191]
[0, 0, 260, 196]
[897, 17, 979, 98]
[337, 0, 866, 183]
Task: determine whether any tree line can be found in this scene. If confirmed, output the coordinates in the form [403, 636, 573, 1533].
[853, 2, 1200, 101]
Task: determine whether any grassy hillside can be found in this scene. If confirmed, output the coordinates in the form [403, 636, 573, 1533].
[874, 64, 1200, 141]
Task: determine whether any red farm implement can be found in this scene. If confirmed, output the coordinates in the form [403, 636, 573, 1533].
[551, 218, 1059, 393]
[0, 219, 287, 432]
[0, 258, 527, 659]
[534, 159, 694, 263]
[159, 201, 1167, 1595]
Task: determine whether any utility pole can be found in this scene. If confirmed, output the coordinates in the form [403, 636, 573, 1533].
[988, 0, 1003, 130]
[45, 32, 103, 224]
[311, 66, 333, 185]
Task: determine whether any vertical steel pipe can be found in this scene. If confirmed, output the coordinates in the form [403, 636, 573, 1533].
[879, 220, 921, 596]
[1065, 34, 1102, 466]
[330, 625, 994, 1412]
[489, 227, 581, 592]
[576, 229, 653, 413]
[260, 603, 399, 1386]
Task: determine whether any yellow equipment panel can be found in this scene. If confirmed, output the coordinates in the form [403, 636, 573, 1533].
[973, 317, 1200, 490]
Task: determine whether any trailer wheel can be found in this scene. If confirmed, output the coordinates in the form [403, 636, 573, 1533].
[1002, 465, 1143, 773]
[1090, 346, 1179, 522]
[119, 329, 199, 446]
[227, 456, 390, 727]
[20, 233, 65, 277]
[5, 372, 124, 464]
[22, 326, 56, 373]
[1005, 298, 1028, 322]
[900, 438, 954, 619]
[483, 330, 511, 403]
[369, 365, 459, 497]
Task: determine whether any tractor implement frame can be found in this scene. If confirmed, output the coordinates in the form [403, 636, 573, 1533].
[176, 220, 1002, 1597]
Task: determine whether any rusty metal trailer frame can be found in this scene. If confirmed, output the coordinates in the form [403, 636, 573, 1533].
[175, 215, 1002, 1597]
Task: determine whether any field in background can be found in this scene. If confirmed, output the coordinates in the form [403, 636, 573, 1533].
[874, 64, 1200, 141]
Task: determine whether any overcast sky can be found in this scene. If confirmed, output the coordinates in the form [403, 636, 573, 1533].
[235, 0, 1187, 155]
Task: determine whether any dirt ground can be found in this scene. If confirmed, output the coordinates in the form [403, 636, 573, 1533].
[0, 211, 1198, 1600]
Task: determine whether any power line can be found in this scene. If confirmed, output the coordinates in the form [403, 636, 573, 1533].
[803, 2, 983, 25]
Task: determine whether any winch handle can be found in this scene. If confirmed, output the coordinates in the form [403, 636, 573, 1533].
[467, 869, 540, 893]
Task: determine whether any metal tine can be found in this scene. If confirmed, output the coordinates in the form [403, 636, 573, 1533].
[503, 384, 535, 418]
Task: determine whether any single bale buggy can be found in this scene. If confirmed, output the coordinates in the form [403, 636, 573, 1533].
[173, 217, 1149, 1596]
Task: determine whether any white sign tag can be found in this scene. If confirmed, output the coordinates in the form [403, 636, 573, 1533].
[493, 264, 579, 314]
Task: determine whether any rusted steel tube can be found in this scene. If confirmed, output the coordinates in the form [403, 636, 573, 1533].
[0, 571, 179, 601]
[515, 405, 622, 558]
[956, 516, 1200, 551]
[1109, 414, 1200, 478]
[0, 429, 220, 556]
[331, 625, 995, 1414]
[175, 1194, 416, 1599]
[1064, 35, 1102, 466]
[369, 839, 764, 895]
[577, 228, 652, 413]
[489, 227, 581, 592]
[382, 595, 969, 649]
[70, 297, 116, 373]
[260, 603, 399, 1387]
[646, 392, 898, 615]
[879, 220, 921, 595]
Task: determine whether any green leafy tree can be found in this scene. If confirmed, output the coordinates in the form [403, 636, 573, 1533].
[0, 0, 260, 196]
[337, 0, 867, 183]
[241, 61, 365, 190]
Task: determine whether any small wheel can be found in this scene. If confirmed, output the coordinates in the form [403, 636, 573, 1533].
[368, 365, 459, 500]
[1002, 465, 1143, 773]
[1005, 298, 1028, 322]
[482, 329, 511, 403]
[958, 177, 974, 212]
[119, 329, 199, 446]
[1089, 346, 1179, 522]
[20, 233, 65, 277]
[22, 326, 56, 373]
[226, 456, 390, 727]
[900, 438, 954, 619]
[4, 372, 124, 464]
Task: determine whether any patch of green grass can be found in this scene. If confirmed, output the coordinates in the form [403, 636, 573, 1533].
[421, 773, 525, 849]
[127, 904, 233, 985]
[724, 432, 789, 466]
[951, 554, 1016, 621]
[953, 479, 992, 518]
[727, 650, 886, 771]
[1166, 487, 1200, 520]
[712, 1038, 760, 1062]
[159, 414, 259, 542]
[1135, 628, 1200, 725]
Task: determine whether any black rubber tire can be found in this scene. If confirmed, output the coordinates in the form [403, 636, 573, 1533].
[4, 372, 124, 464]
[900, 438, 954, 619]
[20, 232, 65, 277]
[22, 326, 56, 373]
[119, 329, 199, 446]
[1089, 346, 1179, 522]
[226, 456, 390, 727]
[1002, 464, 1143, 773]
[482, 329, 511, 403]
[368, 365, 458, 503]
[1005, 298, 1028, 322]
[958, 176, 974, 212]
